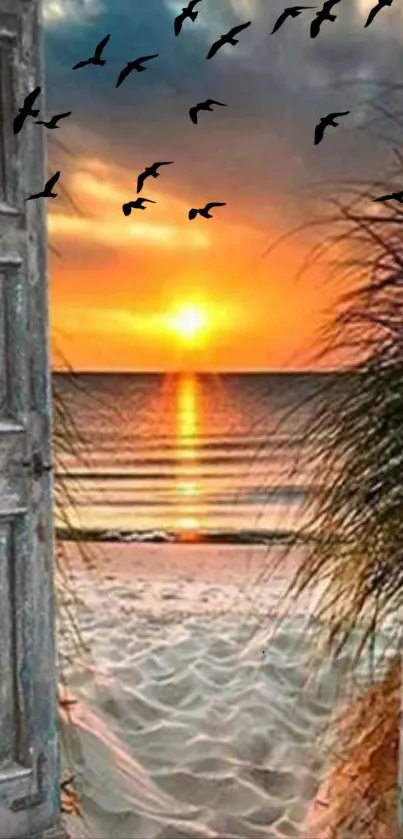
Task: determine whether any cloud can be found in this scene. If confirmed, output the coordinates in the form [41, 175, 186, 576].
[49, 211, 210, 249]
[45, 0, 403, 370]
[48, 156, 212, 250]
[228, 0, 260, 15]
[44, 0, 100, 25]
[44, 0, 400, 205]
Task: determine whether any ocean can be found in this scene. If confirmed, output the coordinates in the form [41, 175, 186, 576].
[54, 373, 398, 839]
[53, 371, 326, 541]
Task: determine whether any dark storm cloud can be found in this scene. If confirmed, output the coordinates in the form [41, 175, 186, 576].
[44, 0, 403, 228]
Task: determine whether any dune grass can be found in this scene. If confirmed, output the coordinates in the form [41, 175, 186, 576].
[265, 82, 403, 837]
[52, 369, 89, 821]
[46, 131, 91, 821]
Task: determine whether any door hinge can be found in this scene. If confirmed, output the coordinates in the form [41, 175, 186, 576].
[22, 452, 53, 479]
[10, 752, 47, 812]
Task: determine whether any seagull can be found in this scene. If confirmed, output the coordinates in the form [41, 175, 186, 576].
[374, 190, 403, 204]
[35, 111, 72, 129]
[188, 202, 226, 220]
[137, 162, 174, 194]
[26, 171, 60, 201]
[116, 55, 159, 87]
[13, 86, 41, 135]
[206, 22, 251, 59]
[364, 0, 393, 27]
[272, 6, 316, 33]
[310, 0, 341, 38]
[314, 111, 350, 144]
[189, 99, 227, 124]
[72, 34, 111, 69]
[174, 0, 203, 35]
[122, 198, 156, 215]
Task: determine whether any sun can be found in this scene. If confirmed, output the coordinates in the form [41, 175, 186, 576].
[166, 304, 209, 345]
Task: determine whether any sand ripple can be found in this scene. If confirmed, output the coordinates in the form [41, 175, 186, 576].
[59, 544, 399, 838]
[61, 614, 334, 836]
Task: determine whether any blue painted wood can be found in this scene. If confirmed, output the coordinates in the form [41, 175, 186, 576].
[0, 1, 64, 836]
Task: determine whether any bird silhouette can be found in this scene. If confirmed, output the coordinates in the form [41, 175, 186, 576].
[310, 0, 341, 37]
[314, 111, 350, 144]
[116, 55, 159, 87]
[188, 202, 226, 220]
[206, 22, 251, 59]
[13, 86, 41, 135]
[72, 34, 111, 69]
[137, 162, 174, 194]
[364, 0, 393, 27]
[26, 171, 60, 201]
[189, 99, 227, 124]
[122, 198, 156, 215]
[272, 6, 316, 33]
[374, 190, 403, 204]
[174, 0, 202, 35]
[35, 111, 72, 129]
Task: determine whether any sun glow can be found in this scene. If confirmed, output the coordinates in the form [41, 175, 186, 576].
[166, 304, 209, 345]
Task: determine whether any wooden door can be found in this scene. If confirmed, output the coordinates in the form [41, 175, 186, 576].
[0, 1, 62, 837]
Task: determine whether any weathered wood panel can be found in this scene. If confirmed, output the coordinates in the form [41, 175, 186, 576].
[0, 263, 27, 418]
[0, 520, 16, 765]
[0, 0, 64, 836]
[0, 27, 18, 207]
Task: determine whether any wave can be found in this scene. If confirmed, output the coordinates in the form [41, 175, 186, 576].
[58, 489, 307, 506]
[56, 475, 309, 495]
[56, 454, 293, 471]
[61, 434, 307, 451]
[55, 472, 300, 485]
[55, 526, 309, 545]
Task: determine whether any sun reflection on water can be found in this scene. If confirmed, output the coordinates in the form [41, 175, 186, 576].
[175, 374, 201, 535]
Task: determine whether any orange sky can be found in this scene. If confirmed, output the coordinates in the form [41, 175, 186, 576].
[49, 152, 341, 371]
[44, 0, 392, 372]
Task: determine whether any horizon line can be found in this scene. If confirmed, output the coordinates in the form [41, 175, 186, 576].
[52, 368, 341, 376]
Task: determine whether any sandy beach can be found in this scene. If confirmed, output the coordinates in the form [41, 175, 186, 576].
[57, 541, 366, 839]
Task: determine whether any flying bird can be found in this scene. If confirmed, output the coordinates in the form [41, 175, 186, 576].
[188, 202, 226, 220]
[72, 34, 111, 69]
[13, 86, 41, 135]
[189, 99, 227, 124]
[206, 22, 251, 59]
[35, 111, 72, 129]
[137, 162, 174, 194]
[122, 198, 156, 215]
[310, 0, 341, 37]
[364, 0, 393, 27]
[26, 170, 60, 201]
[174, 0, 202, 35]
[314, 111, 350, 144]
[374, 190, 403, 204]
[116, 55, 159, 87]
[271, 6, 316, 33]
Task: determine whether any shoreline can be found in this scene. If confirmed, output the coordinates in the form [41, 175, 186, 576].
[55, 526, 309, 546]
